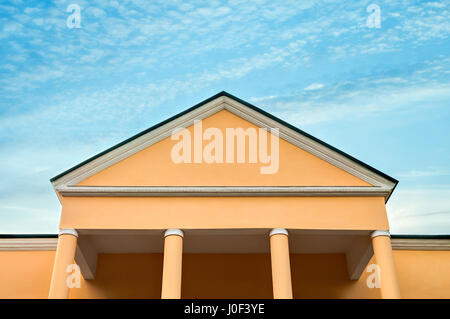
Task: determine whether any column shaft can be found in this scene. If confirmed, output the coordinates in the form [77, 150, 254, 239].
[372, 233, 401, 299]
[48, 231, 78, 299]
[161, 230, 184, 299]
[270, 229, 293, 299]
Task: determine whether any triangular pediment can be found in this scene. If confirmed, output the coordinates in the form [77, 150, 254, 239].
[52, 92, 397, 200]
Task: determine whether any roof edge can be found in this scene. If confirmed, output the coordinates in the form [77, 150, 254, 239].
[0, 234, 58, 238]
[50, 91, 398, 192]
[50, 91, 229, 182]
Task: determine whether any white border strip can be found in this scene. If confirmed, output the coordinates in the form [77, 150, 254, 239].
[57, 186, 391, 198]
[391, 238, 450, 251]
[0, 238, 58, 251]
[1, 237, 449, 251]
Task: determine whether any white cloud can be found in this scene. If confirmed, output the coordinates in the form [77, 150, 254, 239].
[424, 2, 447, 8]
[0, 64, 16, 71]
[0, 21, 23, 39]
[250, 95, 279, 103]
[88, 7, 106, 18]
[304, 83, 325, 91]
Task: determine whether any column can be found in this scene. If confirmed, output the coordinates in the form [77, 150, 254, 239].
[48, 229, 78, 299]
[269, 228, 293, 299]
[161, 229, 184, 299]
[371, 230, 401, 299]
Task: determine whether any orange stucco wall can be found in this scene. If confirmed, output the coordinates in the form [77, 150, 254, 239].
[0, 251, 55, 298]
[77, 110, 369, 187]
[59, 196, 389, 231]
[58, 109, 387, 234]
[1, 250, 449, 299]
[394, 250, 450, 298]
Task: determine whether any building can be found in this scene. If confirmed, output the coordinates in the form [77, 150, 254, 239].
[1, 91, 449, 299]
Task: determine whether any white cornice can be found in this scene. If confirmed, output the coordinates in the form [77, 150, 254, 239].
[391, 238, 450, 251]
[56, 186, 392, 198]
[2, 237, 449, 251]
[51, 95, 396, 197]
[0, 238, 57, 251]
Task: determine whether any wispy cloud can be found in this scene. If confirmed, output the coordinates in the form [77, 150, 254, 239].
[397, 169, 450, 179]
[253, 56, 450, 126]
[304, 83, 325, 91]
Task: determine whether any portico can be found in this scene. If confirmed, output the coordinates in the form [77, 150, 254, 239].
[48, 92, 399, 299]
[48, 227, 400, 299]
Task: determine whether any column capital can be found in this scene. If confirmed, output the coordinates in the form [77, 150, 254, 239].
[58, 228, 78, 238]
[269, 228, 288, 237]
[371, 230, 390, 239]
[164, 229, 184, 238]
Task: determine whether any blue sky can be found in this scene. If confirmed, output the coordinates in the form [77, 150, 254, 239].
[0, 0, 449, 234]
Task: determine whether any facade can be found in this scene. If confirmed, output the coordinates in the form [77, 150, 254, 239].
[1, 92, 449, 299]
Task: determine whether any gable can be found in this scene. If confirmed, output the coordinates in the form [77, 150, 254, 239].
[51, 92, 397, 200]
[77, 109, 370, 187]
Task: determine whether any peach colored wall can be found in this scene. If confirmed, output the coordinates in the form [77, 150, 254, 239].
[59, 196, 389, 231]
[78, 110, 370, 187]
[78, 110, 370, 186]
[291, 254, 380, 299]
[394, 250, 450, 298]
[69, 254, 163, 299]
[59, 111, 388, 235]
[0, 251, 55, 298]
[1, 250, 449, 299]
[182, 254, 380, 299]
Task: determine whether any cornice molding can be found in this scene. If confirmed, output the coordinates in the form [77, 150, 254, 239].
[0, 238, 57, 251]
[56, 186, 391, 198]
[391, 238, 450, 251]
[2, 236, 449, 251]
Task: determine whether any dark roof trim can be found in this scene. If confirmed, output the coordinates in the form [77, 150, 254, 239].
[50, 91, 398, 192]
[0, 234, 58, 238]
